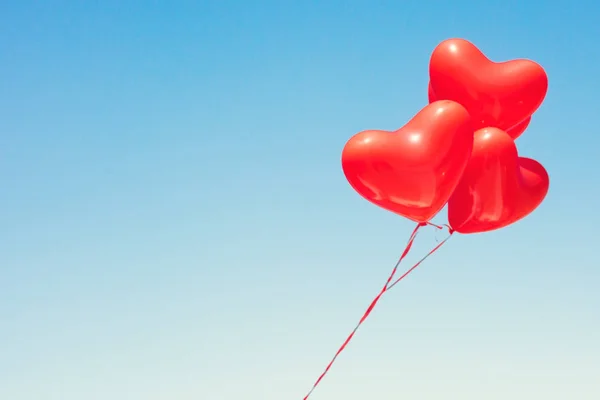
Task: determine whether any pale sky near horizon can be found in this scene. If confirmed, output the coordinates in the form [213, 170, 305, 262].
[1, 1, 599, 399]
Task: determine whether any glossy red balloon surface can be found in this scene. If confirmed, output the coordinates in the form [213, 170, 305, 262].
[429, 38, 547, 132]
[427, 82, 531, 140]
[342, 100, 474, 223]
[427, 82, 435, 104]
[448, 128, 549, 234]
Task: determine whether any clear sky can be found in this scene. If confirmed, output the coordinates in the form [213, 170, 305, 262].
[1, 1, 599, 399]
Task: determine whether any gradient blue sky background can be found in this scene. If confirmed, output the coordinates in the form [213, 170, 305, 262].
[1, 1, 599, 399]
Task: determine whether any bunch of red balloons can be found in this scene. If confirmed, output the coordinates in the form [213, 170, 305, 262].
[342, 38, 549, 234]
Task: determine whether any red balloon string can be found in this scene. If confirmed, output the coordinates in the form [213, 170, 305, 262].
[426, 221, 444, 229]
[302, 222, 453, 400]
[387, 226, 453, 291]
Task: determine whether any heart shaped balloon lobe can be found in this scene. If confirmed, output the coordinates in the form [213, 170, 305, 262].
[448, 127, 549, 234]
[342, 100, 474, 223]
[427, 82, 532, 140]
[429, 38, 548, 132]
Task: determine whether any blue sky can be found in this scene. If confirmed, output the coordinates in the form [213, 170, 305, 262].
[1, 1, 599, 399]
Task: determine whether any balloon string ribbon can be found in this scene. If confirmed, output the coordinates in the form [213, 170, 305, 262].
[301, 222, 453, 400]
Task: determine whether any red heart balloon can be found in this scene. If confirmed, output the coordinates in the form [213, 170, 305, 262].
[342, 100, 474, 223]
[427, 82, 435, 104]
[429, 38, 548, 132]
[427, 82, 532, 140]
[504, 117, 531, 140]
[448, 127, 549, 234]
